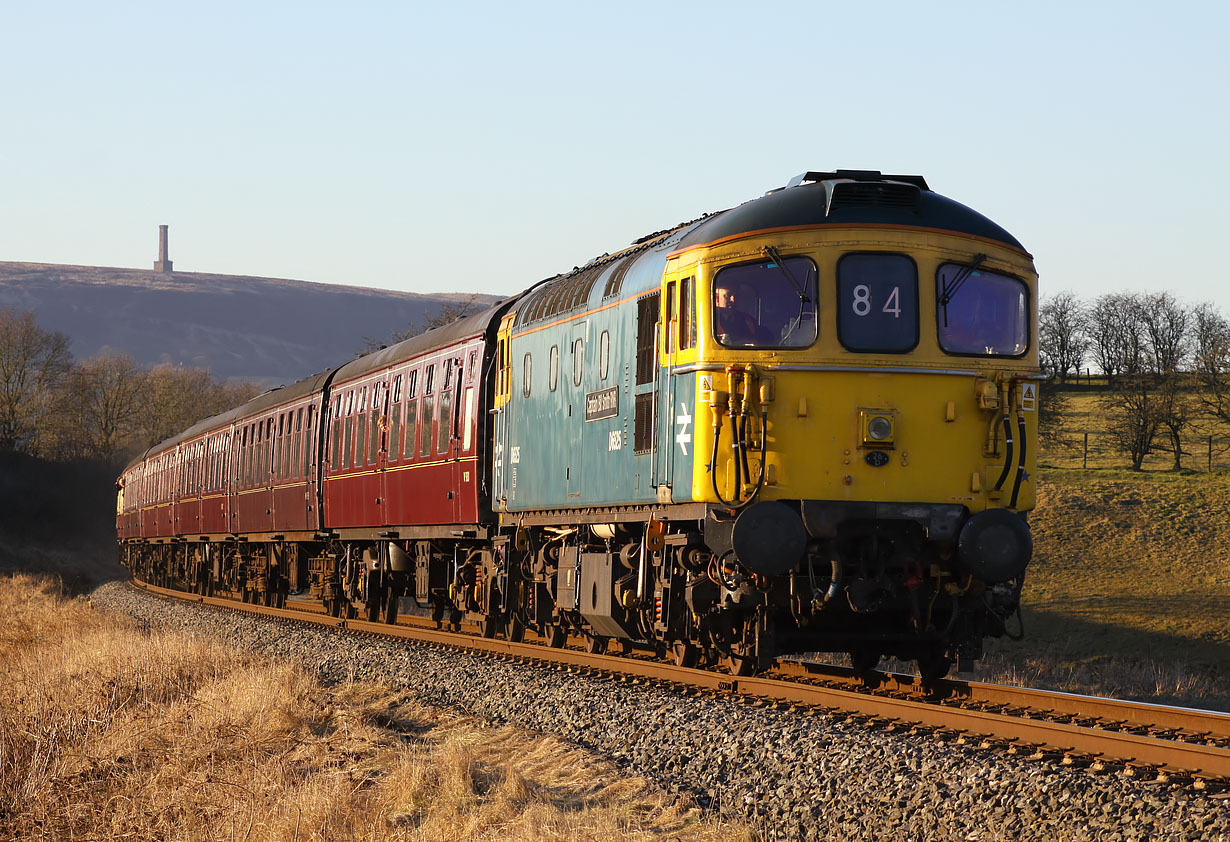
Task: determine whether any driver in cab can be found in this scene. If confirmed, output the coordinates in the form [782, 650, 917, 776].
[714, 281, 759, 346]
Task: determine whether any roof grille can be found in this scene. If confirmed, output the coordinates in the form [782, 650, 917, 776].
[826, 181, 920, 214]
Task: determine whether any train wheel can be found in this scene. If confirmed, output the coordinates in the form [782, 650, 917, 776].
[671, 641, 699, 668]
[584, 635, 608, 655]
[723, 653, 756, 676]
[546, 625, 567, 649]
[918, 651, 951, 686]
[327, 598, 340, 618]
[506, 614, 525, 642]
[364, 596, 380, 622]
[477, 616, 498, 639]
[345, 601, 358, 621]
[851, 650, 881, 674]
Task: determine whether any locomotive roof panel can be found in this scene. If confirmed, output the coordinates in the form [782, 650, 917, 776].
[673, 170, 1025, 253]
[513, 217, 708, 329]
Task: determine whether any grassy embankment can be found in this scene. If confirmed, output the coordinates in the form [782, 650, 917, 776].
[976, 389, 1230, 709]
[0, 574, 747, 841]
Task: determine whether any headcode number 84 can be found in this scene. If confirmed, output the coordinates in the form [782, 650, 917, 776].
[852, 284, 901, 318]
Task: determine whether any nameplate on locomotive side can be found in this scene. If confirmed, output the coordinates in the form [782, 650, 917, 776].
[584, 387, 619, 422]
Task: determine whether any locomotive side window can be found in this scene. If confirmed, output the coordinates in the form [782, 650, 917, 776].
[549, 345, 559, 392]
[522, 353, 532, 398]
[836, 253, 919, 353]
[936, 264, 1029, 356]
[680, 276, 696, 350]
[712, 256, 818, 348]
[599, 331, 609, 380]
[572, 338, 583, 386]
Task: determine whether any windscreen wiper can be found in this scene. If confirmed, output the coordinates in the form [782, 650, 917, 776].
[937, 253, 987, 327]
[763, 246, 812, 304]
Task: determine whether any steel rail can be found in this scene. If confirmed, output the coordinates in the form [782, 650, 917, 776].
[130, 578, 1230, 782]
[773, 660, 1230, 743]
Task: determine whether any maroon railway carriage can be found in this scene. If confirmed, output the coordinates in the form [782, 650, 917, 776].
[119, 303, 512, 620]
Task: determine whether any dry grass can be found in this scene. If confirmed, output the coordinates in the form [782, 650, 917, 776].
[0, 573, 748, 842]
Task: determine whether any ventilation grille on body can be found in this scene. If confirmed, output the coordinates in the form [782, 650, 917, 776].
[826, 181, 921, 214]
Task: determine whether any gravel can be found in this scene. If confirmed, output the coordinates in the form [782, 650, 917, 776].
[91, 581, 1229, 841]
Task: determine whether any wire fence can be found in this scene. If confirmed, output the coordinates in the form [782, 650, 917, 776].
[1042, 430, 1230, 472]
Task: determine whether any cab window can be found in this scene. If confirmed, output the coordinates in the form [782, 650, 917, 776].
[712, 257, 818, 348]
[936, 264, 1029, 356]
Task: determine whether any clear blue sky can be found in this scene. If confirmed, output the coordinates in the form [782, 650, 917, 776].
[3, 1, 1227, 309]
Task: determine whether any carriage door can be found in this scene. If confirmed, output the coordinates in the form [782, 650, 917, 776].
[633, 292, 660, 498]
[492, 314, 514, 511]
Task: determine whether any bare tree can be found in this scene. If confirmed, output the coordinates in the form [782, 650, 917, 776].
[0, 309, 72, 453]
[1098, 295, 1162, 469]
[1038, 291, 1087, 382]
[1192, 301, 1230, 421]
[140, 364, 259, 447]
[1087, 292, 1146, 384]
[1138, 293, 1193, 468]
[69, 352, 146, 465]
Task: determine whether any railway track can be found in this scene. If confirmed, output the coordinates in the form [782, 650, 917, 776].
[130, 577, 1230, 788]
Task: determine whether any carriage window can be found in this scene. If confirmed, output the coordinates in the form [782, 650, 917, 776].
[420, 396, 435, 457]
[462, 387, 474, 451]
[549, 345, 559, 392]
[404, 399, 418, 459]
[425, 365, 435, 395]
[407, 370, 418, 398]
[356, 405, 367, 466]
[522, 353, 532, 398]
[837, 253, 919, 353]
[369, 409, 381, 464]
[437, 389, 452, 453]
[343, 412, 354, 470]
[712, 257, 818, 348]
[936, 264, 1029, 356]
[390, 395, 402, 461]
[600, 331, 610, 380]
[330, 404, 342, 470]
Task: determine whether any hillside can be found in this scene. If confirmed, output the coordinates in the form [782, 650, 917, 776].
[0, 261, 504, 384]
[980, 469, 1230, 708]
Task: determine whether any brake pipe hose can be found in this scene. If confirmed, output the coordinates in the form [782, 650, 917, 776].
[992, 381, 1014, 493]
[711, 409, 768, 510]
[1009, 410, 1028, 509]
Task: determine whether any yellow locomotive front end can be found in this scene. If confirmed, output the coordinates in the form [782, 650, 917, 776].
[657, 172, 1039, 677]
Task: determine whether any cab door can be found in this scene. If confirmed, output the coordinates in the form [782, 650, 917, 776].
[632, 292, 660, 500]
[491, 314, 515, 511]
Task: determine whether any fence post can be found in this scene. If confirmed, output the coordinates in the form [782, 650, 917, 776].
[1210, 435, 1214, 472]
[1083, 432, 1089, 469]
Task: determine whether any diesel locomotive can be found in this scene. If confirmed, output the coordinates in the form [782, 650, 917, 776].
[118, 169, 1041, 680]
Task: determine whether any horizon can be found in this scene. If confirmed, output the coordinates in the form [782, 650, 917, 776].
[3, 2, 1227, 311]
